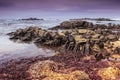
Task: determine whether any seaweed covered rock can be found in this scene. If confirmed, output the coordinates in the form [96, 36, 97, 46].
[28, 60, 90, 80]
[98, 67, 120, 80]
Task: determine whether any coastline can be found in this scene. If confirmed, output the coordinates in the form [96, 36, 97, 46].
[0, 19, 120, 80]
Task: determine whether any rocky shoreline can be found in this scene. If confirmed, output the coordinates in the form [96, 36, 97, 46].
[0, 20, 120, 80]
[0, 51, 120, 80]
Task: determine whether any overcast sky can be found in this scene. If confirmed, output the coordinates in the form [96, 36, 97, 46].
[0, 0, 120, 19]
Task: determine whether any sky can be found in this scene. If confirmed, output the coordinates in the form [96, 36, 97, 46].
[0, 0, 120, 19]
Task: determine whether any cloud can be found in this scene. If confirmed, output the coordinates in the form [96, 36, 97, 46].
[0, 1, 15, 8]
[0, 0, 120, 12]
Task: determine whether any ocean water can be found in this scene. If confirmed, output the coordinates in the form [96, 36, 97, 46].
[85, 20, 120, 25]
[0, 19, 63, 61]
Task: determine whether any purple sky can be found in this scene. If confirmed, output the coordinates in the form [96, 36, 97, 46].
[0, 0, 120, 19]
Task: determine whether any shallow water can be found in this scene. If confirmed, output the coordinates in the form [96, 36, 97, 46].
[0, 36, 56, 62]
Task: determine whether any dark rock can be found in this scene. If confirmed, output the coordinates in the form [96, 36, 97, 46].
[49, 20, 93, 30]
[114, 47, 120, 54]
[72, 18, 116, 21]
[20, 18, 44, 20]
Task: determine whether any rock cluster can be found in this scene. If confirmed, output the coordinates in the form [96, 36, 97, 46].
[8, 20, 120, 61]
[78, 18, 115, 21]
[49, 20, 120, 32]
[49, 20, 94, 30]
[8, 27, 66, 47]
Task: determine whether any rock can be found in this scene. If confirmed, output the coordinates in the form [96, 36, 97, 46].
[92, 34, 101, 39]
[76, 18, 115, 21]
[8, 27, 51, 42]
[95, 52, 105, 61]
[111, 54, 120, 59]
[107, 34, 118, 41]
[83, 41, 92, 55]
[114, 47, 120, 54]
[92, 43, 101, 55]
[49, 20, 93, 30]
[20, 18, 44, 20]
[78, 29, 94, 34]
